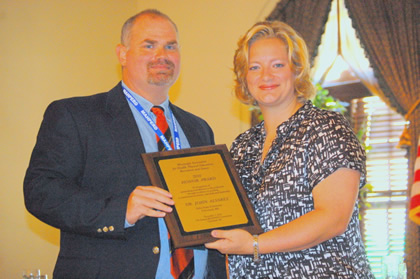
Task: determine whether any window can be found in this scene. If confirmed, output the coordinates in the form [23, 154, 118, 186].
[351, 97, 408, 278]
[310, 0, 409, 276]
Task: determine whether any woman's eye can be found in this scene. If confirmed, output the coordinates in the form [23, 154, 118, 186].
[249, 65, 259, 71]
[273, 63, 284, 68]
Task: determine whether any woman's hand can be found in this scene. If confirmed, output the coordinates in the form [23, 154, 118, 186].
[204, 229, 254, 255]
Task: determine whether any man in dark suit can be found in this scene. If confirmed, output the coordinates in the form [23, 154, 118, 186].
[24, 9, 227, 279]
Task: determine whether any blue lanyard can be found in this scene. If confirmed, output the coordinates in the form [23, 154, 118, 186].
[123, 88, 181, 151]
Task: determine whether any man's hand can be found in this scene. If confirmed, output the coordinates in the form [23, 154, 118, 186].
[126, 186, 175, 225]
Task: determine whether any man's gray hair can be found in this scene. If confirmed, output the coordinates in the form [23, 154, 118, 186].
[120, 9, 178, 46]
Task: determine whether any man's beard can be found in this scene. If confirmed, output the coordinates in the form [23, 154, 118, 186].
[147, 59, 176, 86]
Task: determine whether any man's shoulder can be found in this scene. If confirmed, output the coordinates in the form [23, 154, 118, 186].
[48, 83, 122, 111]
[54, 84, 120, 104]
[53, 91, 106, 104]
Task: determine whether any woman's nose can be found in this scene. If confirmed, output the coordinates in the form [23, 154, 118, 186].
[261, 67, 273, 80]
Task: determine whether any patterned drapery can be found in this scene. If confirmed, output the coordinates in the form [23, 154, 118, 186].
[266, 0, 332, 63]
[344, 0, 419, 116]
[344, 1, 420, 277]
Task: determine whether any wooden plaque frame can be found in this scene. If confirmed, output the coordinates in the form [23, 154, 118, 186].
[141, 144, 262, 248]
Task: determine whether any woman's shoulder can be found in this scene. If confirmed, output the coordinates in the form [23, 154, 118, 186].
[233, 122, 263, 142]
[230, 122, 263, 152]
[305, 103, 347, 121]
[302, 104, 353, 134]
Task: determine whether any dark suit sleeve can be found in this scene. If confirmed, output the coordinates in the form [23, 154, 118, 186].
[24, 100, 128, 238]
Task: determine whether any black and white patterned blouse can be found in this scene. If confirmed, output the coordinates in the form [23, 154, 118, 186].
[229, 101, 374, 279]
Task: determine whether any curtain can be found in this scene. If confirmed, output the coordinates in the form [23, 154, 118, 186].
[343, 1, 420, 277]
[338, 0, 384, 101]
[266, 0, 332, 63]
[344, 0, 419, 116]
[310, 0, 385, 100]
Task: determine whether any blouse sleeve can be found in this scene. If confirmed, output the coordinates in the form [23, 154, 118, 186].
[306, 111, 367, 190]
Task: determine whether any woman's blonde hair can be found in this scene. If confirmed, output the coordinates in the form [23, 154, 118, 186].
[234, 21, 315, 105]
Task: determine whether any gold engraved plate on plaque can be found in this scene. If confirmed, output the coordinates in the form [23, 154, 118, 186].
[158, 153, 248, 232]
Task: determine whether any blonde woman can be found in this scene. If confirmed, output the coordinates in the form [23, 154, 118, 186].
[206, 21, 373, 278]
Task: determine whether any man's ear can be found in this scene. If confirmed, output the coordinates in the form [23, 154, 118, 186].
[116, 44, 127, 66]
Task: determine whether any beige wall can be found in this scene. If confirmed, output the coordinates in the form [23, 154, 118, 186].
[0, 0, 277, 277]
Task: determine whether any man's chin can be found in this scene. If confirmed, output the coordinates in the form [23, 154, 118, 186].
[148, 73, 175, 86]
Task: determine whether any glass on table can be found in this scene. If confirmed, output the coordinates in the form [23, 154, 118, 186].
[381, 254, 406, 279]
[22, 269, 48, 279]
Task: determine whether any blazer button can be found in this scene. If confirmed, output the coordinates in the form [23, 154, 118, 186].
[97, 228, 102, 233]
[109, 226, 114, 232]
[103, 226, 109, 232]
[152, 246, 160, 254]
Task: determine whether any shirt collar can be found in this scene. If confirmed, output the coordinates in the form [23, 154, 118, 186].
[275, 100, 312, 135]
[252, 100, 313, 139]
[121, 81, 171, 116]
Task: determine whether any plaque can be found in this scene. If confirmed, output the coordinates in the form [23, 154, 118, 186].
[141, 144, 263, 248]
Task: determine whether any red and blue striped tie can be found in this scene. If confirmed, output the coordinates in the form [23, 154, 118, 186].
[150, 106, 194, 279]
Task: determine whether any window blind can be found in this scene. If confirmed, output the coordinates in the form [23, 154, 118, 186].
[351, 96, 408, 278]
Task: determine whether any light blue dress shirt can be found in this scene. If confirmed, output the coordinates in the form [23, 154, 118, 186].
[122, 82, 208, 279]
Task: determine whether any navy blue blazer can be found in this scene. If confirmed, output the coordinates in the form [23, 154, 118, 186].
[24, 83, 227, 279]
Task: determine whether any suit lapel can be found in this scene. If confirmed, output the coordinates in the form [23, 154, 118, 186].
[103, 86, 210, 185]
[106, 83, 147, 184]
